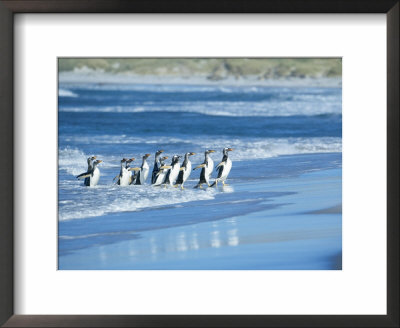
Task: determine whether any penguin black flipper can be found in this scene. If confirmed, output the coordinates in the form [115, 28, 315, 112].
[216, 165, 224, 179]
[130, 171, 138, 185]
[199, 167, 207, 184]
[84, 177, 91, 186]
[164, 169, 171, 185]
[76, 171, 90, 179]
[175, 170, 184, 185]
[151, 171, 157, 184]
[134, 170, 141, 185]
[194, 168, 206, 188]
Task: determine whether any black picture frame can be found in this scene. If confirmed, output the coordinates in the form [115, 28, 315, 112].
[0, 1, 398, 327]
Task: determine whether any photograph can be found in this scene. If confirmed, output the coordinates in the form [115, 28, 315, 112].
[58, 58, 342, 270]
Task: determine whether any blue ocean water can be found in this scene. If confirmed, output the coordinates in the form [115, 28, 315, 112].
[58, 81, 342, 269]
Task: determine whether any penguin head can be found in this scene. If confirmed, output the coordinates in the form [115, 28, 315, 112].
[156, 150, 164, 156]
[87, 156, 97, 165]
[223, 147, 234, 155]
[93, 160, 102, 167]
[125, 158, 135, 168]
[160, 156, 168, 165]
[172, 155, 181, 164]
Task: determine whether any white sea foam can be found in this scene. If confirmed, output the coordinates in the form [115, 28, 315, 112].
[58, 100, 341, 117]
[58, 81, 341, 117]
[58, 147, 121, 175]
[59, 136, 341, 163]
[58, 148, 88, 175]
[58, 88, 78, 97]
[58, 184, 216, 221]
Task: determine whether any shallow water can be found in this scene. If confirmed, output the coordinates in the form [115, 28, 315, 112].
[58, 82, 342, 269]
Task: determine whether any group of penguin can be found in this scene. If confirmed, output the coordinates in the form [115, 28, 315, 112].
[76, 147, 234, 189]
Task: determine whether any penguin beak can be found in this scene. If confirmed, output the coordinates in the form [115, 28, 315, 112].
[97, 160, 103, 163]
[145, 154, 151, 158]
[190, 152, 196, 156]
[159, 150, 164, 153]
[92, 156, 97, 160]
[130, 158, 135, 161]
[162, 156, 169, 160]
[208, 150, 215, 153]
[227, 148, 234, 151]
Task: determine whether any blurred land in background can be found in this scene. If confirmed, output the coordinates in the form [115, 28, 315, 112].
[59, 58, 341, 81]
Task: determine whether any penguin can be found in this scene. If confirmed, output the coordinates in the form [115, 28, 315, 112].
[76, 159, 102, 187]
[125, 158, 136, 185]
[84, 156, 96, 186]
[210, 148, 234, 187]
[151, 149, 164, 184]
[193, 150, 215, 188]
[114, 158, 135, 186]
[175, 152, 196, 189]
[130, 153, 151, 185]
[153, 156, 169, 186]
[161, 155, 181, 187]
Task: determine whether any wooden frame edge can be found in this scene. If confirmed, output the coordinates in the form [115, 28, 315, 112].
[0, 0, 398, 327]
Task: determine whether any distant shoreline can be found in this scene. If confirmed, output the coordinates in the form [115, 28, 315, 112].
[59, 71, 342, 88]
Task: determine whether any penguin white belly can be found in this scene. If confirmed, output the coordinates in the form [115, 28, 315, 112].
[169, 164, 180, 185]
[119, 168, 130, 186]
[221, 158, 232, 181]
[154, 171, 166, 186]
[205, 159, 214, 184]
[140, 163, 149, 184]
[183, 161, 192, 183]
[90, 167, 100, 187]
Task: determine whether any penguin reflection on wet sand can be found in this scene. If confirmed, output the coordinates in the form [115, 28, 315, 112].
[160, 155, 181, 187]
[153, 156, 169, 186]
[175, 152, 196, 189]
[193, 150, 215, 188]
[151, 150, 164, 184]
[76, 159, 103, 187]
[211, 148, 234, 187]
[130, 153, 151, 185]
[83, 156, 96, 186]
